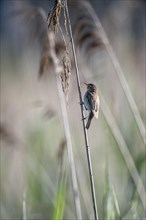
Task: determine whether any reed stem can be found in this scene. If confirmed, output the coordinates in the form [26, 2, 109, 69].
[65, 1, 99, 219]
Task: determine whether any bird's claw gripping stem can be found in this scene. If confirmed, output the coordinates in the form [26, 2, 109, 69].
[79, 101, 84, 106]
[81, 116, 87, 121]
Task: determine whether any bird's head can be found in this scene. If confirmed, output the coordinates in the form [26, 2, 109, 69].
[84, 83, 97, 92]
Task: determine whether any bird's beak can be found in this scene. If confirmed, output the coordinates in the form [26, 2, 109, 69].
[84, 83, 88, 86]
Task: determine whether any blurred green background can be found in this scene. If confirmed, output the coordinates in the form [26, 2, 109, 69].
[0, 0, 145, 219]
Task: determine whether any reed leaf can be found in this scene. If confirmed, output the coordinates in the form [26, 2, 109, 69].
[103, 160, 120, 220]
[52, 170, 67, 220]
[80, 1, 146, 146]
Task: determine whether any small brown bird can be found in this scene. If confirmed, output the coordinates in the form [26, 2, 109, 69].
[84, 83, 99, 129]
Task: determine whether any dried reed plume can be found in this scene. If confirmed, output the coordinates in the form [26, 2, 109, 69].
[73, 14, 104, 55]
[39, 41, 65, 77]
[61, 47, 71, 104]
[47, 0, 62, 32]
[47, 1, 72, 103]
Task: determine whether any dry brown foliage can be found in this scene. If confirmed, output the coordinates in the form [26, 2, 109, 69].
[60, 47, 71, 104]
[73, 15, 104, 55]
[57, 138, 66, 167]
[47, 0, 62, 32]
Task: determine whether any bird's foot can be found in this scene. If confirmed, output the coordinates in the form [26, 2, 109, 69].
[81, 116, 87, 121]
[79, 101, 84, 106]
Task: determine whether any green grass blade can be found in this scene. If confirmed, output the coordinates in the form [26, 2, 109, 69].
[52, 173, 67, 220]
[104, 160, 121, 220]
[100, 93, 146, 211]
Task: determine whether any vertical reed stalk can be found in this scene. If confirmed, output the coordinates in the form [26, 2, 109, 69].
[48, 32, 82, 219]
[65, 1, 98, 219]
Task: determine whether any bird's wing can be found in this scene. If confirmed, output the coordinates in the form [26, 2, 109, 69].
[85, 92, 97, 110]
[94, 95, 99, 118]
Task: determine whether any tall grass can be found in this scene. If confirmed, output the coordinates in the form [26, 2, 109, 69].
[0, 0, 145, 219]
[81, 1, 146, 147]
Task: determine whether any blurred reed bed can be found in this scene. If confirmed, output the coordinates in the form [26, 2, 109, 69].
[0, 0, 145, 219]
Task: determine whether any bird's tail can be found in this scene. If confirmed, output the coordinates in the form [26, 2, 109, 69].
[86, 111, 94, 129]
